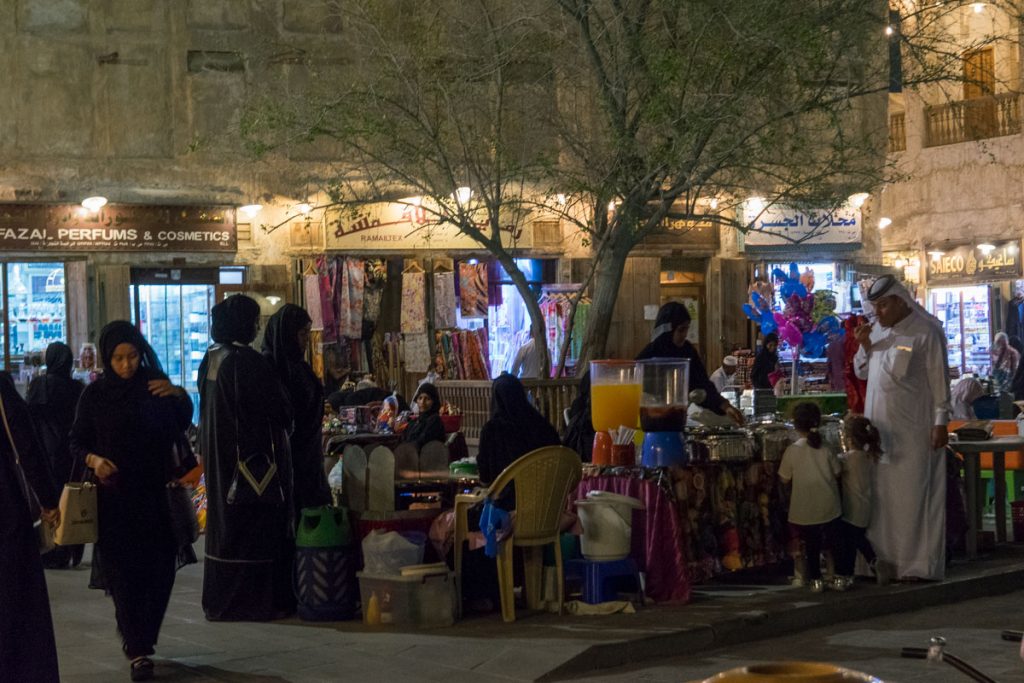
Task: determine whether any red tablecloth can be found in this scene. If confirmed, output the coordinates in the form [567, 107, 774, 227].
[572, 475, 691, 604]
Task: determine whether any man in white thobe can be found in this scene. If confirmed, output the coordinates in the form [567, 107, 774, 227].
[709, 355, 739, 393]
[854, 275, 950, 581]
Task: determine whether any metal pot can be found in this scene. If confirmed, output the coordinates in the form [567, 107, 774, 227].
[752, 423, 795, 462]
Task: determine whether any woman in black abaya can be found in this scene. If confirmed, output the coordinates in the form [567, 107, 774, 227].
[69, 321, 193, 681]
[27, 341, 86, 568]
[262, 304, 330, 517]
[636, 302, 744, 425]
[199, 295, 296, 621]
[0, 371, 61, 683]
[404, 382, 446, 449]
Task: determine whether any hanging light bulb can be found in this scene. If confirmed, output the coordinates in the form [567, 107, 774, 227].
[746, 196, 766, 212]
[972, 2, 985, 13]
[294, 202, 312, 215]
[885, 25, 895, 36]
[454, 186, 472, 204]
[556, 193, 567, 206]
[709, 197, 719, 210]
[877, 217, 892, 229]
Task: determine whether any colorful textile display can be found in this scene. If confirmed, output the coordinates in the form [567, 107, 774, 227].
[404, 333, 432, 372]
[459, 263, 488, 318]
[363, 259, 387, 322]
[433, 270, 458, 329]
[317, 255, 338, 343]
[401, 270, 427, 333]
[339, 257, 365, 339]
[304, 273, 324, 330]
[434, 328, 490, 380]
[539, 289, 591, 375]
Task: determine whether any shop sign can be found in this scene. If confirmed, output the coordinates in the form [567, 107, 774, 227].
[325, 201, 531, 251]
[642, 216, 720, 250]
[0, 204, 236, 252]
[741, 202, 861, 247]
[926, 240, 1021, 284]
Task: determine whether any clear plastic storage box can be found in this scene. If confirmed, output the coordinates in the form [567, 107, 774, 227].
[357, 569, 456, 628]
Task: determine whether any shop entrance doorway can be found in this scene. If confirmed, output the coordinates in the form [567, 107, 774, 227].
[130, 268, 226, 420]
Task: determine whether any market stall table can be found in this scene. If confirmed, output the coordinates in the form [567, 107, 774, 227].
[947, 435, 1015, 559]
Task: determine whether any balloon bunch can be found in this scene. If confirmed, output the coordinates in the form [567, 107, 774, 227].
[740, 264, 846, 358]
[742, 291, 777, 335]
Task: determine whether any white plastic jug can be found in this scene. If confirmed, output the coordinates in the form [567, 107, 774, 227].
[575, 491, 644, 561]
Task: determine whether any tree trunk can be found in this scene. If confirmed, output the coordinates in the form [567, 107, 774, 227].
[577, 241, 632, 368]
[492, 251, 551, 378]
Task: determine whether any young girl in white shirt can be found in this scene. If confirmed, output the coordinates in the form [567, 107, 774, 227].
[832, 415, 883, 589]
[778, 402, 842, 592]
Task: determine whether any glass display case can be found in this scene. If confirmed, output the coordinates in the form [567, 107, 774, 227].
[929, 285, 991, 377]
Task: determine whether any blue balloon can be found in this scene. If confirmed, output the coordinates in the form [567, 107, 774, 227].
[780, 282, 808, 300]
[815, 315, 842, 336]
[742, 304, 759, 323]
[801, 331, 827, 357]
[761, 319, 778, 335]
[751, 291, 765, 309]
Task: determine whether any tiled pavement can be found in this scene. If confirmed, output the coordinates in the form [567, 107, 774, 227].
[49, 544, 1024, 682]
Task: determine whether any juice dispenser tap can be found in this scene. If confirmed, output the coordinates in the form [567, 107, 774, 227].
[637, 358, 690, 467]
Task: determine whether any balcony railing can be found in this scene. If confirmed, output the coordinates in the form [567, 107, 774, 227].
[925, 92, 1021, 147]
[888, 112, 906, 152]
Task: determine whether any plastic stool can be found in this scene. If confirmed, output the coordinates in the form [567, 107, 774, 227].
[566, 558, 642, 604]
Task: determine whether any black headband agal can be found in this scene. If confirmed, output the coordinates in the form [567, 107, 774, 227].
[867, 275, 897, 302]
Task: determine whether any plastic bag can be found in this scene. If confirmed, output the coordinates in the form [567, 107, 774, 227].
[328, 459, 344, 489]
[361, 529, 425, 575]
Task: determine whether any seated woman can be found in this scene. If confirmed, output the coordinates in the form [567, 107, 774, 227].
[458, 374, 564, 611]
[404, 383, 446, 449]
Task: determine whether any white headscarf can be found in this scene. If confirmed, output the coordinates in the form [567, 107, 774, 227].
[866, 274, 943, 331]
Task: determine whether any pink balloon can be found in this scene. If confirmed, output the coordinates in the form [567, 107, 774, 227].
[781, 323, 803, 347]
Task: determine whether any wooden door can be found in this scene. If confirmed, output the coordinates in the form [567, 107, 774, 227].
[606, 257, 660, 359]
[964, 48, 997, 138]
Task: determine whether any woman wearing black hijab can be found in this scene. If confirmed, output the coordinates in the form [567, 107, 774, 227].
[636, 302, 744, 425]
[262, 304, 330, 516]
[198, 295, 296, 622]
[69, 321, 193, 681]
[479, 373, 562, 490]
[404, 382, 446, 449]
[751, 333, 780, 390]
[27, 341, 86, 568]
[0, 371, 61, 683]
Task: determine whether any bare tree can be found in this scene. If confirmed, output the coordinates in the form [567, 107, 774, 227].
[241, 0, 1022, 370]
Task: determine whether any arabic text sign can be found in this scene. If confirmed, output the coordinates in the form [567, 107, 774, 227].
[326, 202, 531, 250]
[742, 203, 862, 247]
[927, 240, 1021, 285]
[0, 204, 236, 252]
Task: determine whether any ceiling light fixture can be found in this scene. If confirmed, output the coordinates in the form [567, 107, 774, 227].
[972, 2, 985, 13]
[977, 243, 996, 255]
[454, 186, 472, 204]
[556, 193, 567, 206]
[878, 217, 892, 229]
[239, 203, 263, 219]
[294, 202, 312, 215]
[885, 25, 895, 36]
[848, 192, 870, 209]
[928, 250, 945, 261]
[81, 196, 108, 212]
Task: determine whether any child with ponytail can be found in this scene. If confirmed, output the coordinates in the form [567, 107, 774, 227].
[833, 415, 885, 589]
[778, 402, 842, 592]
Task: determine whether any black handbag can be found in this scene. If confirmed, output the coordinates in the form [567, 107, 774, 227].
[226, 360, 284, 506]
[166, 482, 200, 546]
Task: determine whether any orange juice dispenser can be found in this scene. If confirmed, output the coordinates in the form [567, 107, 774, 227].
[589, 360, 640, 465]
[637, 358, 690, 466]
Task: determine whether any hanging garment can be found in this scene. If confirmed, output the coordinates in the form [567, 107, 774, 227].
[401, 271, 427, 333]
[459, 263, 488, 318]
[317, 256, 338, 343]
[339, 258, 365, 339]
[303, 274, 323, 330]
[362, 259, 387, 323]
[433, 271, 458, 329]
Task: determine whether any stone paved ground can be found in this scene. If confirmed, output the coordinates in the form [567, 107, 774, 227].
[49, 544, 1024, 682]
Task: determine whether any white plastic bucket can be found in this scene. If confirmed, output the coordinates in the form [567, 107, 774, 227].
[575, 491, 644, 561]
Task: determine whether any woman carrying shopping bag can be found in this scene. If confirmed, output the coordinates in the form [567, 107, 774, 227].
[70, 321, 194, 681]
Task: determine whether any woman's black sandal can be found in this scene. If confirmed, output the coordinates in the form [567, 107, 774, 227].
[130, 656, 154, 681]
